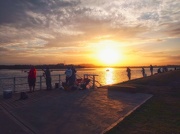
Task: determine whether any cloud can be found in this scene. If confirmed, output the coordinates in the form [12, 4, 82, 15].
[0, 0, 180, 65]
[138, 12, 159, 21]
[161, 22, 180, 37]
[0, 47, 9, 53]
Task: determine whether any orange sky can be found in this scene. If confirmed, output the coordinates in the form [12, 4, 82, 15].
[0, 0, 180, 66]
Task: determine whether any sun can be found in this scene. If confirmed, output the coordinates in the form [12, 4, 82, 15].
[99, 48, 118, 64]
[98, 46, 121, 65]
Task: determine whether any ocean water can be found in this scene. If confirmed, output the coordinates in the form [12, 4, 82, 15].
[0, 67, 157, 94]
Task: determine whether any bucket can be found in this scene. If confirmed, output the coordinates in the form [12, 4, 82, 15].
[3, 90, 13, 99]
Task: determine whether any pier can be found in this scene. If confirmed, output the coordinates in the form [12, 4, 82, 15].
[1, 70, 179, 134]
[0, 86, 152, 134]
[0, 72, 155, 134]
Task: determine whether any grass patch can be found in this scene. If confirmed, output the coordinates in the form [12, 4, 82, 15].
[106, 70, 180, 134]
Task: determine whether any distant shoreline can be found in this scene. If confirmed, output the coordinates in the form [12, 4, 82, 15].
[0, 64, 179, 70]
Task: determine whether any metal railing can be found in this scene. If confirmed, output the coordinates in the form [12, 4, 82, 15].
[0, 74, 66, 93]
[0, 73, 100, 94]
[83, 74, 100, 88]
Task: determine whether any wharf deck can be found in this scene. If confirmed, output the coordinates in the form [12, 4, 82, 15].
[0, 87, 152, 134]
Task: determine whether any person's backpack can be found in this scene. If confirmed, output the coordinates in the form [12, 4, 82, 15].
[19, 92, 28, 100]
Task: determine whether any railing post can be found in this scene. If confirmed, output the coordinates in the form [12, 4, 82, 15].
[13, 77, 16, 92]
[59, 74, 61, 86]
[40, 76, 42, 90]
[84, 74, 88, 79]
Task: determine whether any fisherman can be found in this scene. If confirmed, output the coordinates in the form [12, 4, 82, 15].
[42, 66, 52, 90]
[141, 67, 146, 77]
[28, 66, 36, 92]
[126, 67, 131, 80]
[150, 65, 153, 75]
[65, 66, 72, 86]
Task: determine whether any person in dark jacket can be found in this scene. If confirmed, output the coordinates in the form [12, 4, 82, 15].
[69, 65, 77, 86]
[42, 67, 52, 90]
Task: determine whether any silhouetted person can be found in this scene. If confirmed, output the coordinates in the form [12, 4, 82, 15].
[162, 66, 168, 72]
[69, 65, 77, 86]
[65, 66, 72, 85]
[42, 67, 52, 90]
[28, 66, 36, 92]
[126, 67, 131, 80]
[157, 68, 161, 73]
[150, 65, 153, 75]
[141, 67, 146, 77]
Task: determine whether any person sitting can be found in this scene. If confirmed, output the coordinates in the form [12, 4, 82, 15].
[81, 78, 91, 90]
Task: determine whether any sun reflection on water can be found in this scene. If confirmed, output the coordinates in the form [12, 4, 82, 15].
[105, 68, 115, 85]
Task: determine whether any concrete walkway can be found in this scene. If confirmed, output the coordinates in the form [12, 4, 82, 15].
[0, 88, 152, 134]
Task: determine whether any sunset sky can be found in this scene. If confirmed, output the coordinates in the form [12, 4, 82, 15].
[0, 0, 180, 66]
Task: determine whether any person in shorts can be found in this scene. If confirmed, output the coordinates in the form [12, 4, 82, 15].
[28, 66, 37, 92]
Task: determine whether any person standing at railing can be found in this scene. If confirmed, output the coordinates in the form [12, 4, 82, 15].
[28, 66, 37, 92]
[65, 66, 72, 86]
[126, 67, 131, 80]
[150, 64, 153, 75]
[141, 67, 146, 77]
[70, 65, 77, 86]
[42, 66, 52, 90]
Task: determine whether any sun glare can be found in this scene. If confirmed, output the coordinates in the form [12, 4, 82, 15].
[97, 40, 123, 66]
[98, 47, 119, 64]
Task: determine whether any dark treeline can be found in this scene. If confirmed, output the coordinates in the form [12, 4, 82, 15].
[0, 64, 84, 70]
[0, 64, 179, 70]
